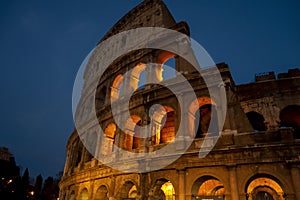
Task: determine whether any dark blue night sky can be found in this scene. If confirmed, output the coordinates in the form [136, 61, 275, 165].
[0, 0, 299, 178]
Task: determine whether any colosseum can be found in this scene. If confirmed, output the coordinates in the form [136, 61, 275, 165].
[59, 0, 300, 199]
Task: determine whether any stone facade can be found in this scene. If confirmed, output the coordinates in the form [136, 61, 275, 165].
[59, 0, 300, 200]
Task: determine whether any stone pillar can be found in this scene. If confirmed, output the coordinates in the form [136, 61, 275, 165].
[109, 175, 116, 200]
[138, 116, 150, 152]
[291, 165, 300, 200]
[229, 166, 239, 200]
[178, 169, 186, 200]
[146, 63, 161, 89]
[187, 111, 195, 138]
[139, 173, 150, 200]
[89, 180, 95, 200]
[122, 73, 138, 96]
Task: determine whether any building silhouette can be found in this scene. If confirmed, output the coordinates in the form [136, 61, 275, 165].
[59, 0, 300, 199]
[0, 147, 21, 199]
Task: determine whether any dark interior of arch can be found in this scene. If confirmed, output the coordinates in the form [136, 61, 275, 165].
[117, 181, 136, 199]
[191, 176, 221, 196]
[195, 104, 219, 138]
[246, 111, 267, 131]
[256, 191, 274, 200]
[280, 105, 300, 138]
[150, 178, 170, 200]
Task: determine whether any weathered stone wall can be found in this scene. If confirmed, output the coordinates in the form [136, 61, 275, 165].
[59, 0, 300, 199]
[59, 129, 300, 200]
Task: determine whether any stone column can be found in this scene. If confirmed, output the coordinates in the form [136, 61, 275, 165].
[291, 165, 300, 200]
[139, 173, 150, 200]
[178, 169, 186, 200]
[89, 180, 95, 200]
[106, 175, 116, 200]
[122, 73, 138, 96]
[138, 116, 150, 152]
[229, 166, 239, 200]
[146, 63, 161, 89]
[187, 111, 195, 138]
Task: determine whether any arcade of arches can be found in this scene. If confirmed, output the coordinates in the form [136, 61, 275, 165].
[108, 54, 179, 103]
[60, 0, 300, 199]
[64, 172, 294, 200]
[97, 97, 220, 155]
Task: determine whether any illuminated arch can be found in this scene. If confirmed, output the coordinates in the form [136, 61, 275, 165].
[101, 123, 116, 155]
[111, 74, 123, 102]
[280, 105, 300, 137]
[94, 185, 109, 200]
[191, 176, 225, 199]
[246, 111, 267, 131]
[150, 178, 175, 200]
[116, 181, 138, 200]
[128, 185, 138, 198]
[151, 106, 175, 144]
[123, 115, 142, 150]
[245, 175, 285, 200]
[189, 97, 218, 138]
[158, 51, 176, 81]
[79, 188, 89, 200]
[130, 63, 146, 90]
[133, 120, 142, 149]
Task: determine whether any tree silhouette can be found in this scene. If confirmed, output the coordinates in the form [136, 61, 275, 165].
[21, 168, 30, 199]
[34, 174, 43, 200]
[41, 177, 56, 200]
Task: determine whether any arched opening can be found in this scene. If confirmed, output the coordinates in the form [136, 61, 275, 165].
[246, 111, 267, 131]
[194, 104, 219, 138]
[245, 175, 285, 200]
[94, 185, 109, 200]
[150, 179, 175, 200]
[162, 57, 176, 80]
[123, 115, 142, 151]
[128, 185, 138, 198]
[280, 105, 300, 138]
[111, 74, 124, 102]
[137, 70, 146, 90]
[132, 120, 142, 149]
[189, 97, 218, 138]
[68, 191, 75, 200]
[101, 123, 116, 155]
[130, 63, 146, 91]
[191, 176, 225, 200]
[79, 188, 89, 200]
[160, 110, 175, 143]
[151, 106, 175, 144]
[256, 191, 274, 200]
[116, 181, 137, 200]
[158, 51, 176, 81]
